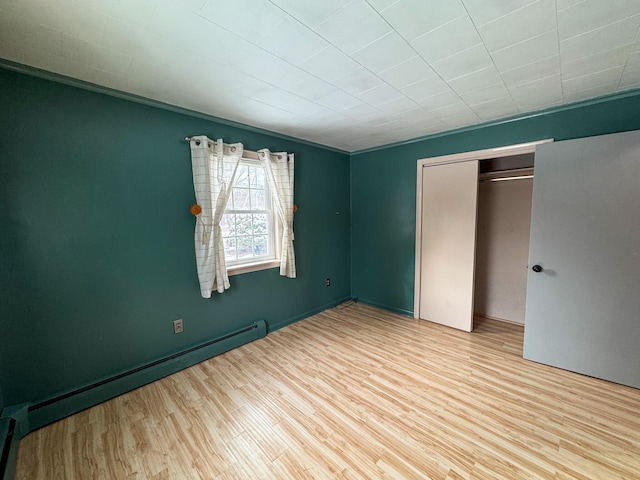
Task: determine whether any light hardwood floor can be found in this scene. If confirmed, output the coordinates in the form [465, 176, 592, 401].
[15, 303, 640, 479]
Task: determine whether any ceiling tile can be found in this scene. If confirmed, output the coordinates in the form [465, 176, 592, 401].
[375, 96, 420, 115]
[564, 82, 619, 102]
[101, 17, 147, 55]
[258, 18, 328, 64]
[408, 119, 448, 135]
[460, 83, 510, 106]
[439, 110, 482, 129]
[127, 59, 179, 90]
[557, 0, 587, 10]
[500, 55, 560, 87]
[300, 107, 348, 125]
[62, 34, 132, 77]
[340, 102, 385, 119]
[299, 45, 360, 82]
[0, 9, 63, 57]
[252, 56, 315, 91]
[315, 0, 392, 54]
[51, 4, 110, 44]
[509, 74, 563, 109]
[3, 0, 111, 42]
[561, 45, 636, 80]
[359, 107, 399, 123]
[351, 32, 416, 73]
[462, 0, 539, 27]
[557, 0, 640, 41]
[411, 14, 482, 64]
[148, 1, 227, 51]
[559, 15, 640, 61]
[377, 56, 437, 89]
[415, 89, 462, 109]
[381, 0, 467, 43]
[368, 0, 400, 11]
[491, 29, 559, 72]
[316, 89, 362, 111]
[478, 0, 557, 52]
[447, 66, 504, 94]
[200, 0, 288, 43]
[619, 69, 640, 89]
[292, 76, 339, 101]
[395, 107, 439, 122]
[430, 43, 493, 80]
[78, 0, 158, 28]
[624, 50, 640, 73]
[250, 87, 324, 117]
[167, 0, 208, 12]
[401, 75, 451, 101]
[130, 31, 190, 69]
[208, 31, 266, 70]
[356, 83, 405, 106]
[431, 100, 478, 119]
[332, 67, 385, 96]
[472, 96, 519, 119]
[563, 66, 625, 92]
[268, 0, 352, 28]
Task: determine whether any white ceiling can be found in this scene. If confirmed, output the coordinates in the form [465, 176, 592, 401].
[1, 0, 640, 152]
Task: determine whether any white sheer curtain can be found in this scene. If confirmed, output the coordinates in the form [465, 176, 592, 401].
[190, 136, 243, 298]
[258, 149, 296, 278]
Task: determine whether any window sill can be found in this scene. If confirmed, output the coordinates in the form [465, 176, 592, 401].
[228, 259, 280, 276]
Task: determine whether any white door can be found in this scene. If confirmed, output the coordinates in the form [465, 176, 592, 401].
[524, 130, 640, 389]
[420, 160, 478, 332]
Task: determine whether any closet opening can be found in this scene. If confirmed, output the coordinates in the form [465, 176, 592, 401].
[413, 139, 552, 332]
[473, 153, 535, 327]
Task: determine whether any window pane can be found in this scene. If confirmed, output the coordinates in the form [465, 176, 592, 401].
[233, 188, 250, 210]
[221, 214, 235, 237]
[234, 164, 249, 187]
[237, 236, 253, 259]
[250, 189, 265, 210]
[224, 237, 237, 260]
[236, 214, 252, 236]
[253, 214, 268, 235]
[254, 167, 266, 188]
[223, 161, 239, 182]
[254, 235, 268, 256]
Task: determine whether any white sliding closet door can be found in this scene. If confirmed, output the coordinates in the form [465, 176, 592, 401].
[420, 160, 478, 332]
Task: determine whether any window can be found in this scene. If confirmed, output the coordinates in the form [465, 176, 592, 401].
[221, 159, 280, 274]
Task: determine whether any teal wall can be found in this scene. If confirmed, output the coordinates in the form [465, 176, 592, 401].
[0, 67, 351, 407]
[351, 91, 640, 315]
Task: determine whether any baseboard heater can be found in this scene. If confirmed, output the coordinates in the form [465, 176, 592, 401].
[25, 320, 267, 432]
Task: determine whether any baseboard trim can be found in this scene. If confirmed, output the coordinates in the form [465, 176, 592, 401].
[266, 297, 353, 332]
[474, 314, 524, 326]
[26, 320, 267, 432]
[356, 298, 414, 318]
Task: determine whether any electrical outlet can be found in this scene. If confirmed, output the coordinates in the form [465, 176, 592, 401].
[326, 277, 331, 287]
[173, 319, 184, 334]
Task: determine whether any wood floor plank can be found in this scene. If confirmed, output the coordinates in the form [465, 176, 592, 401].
[14, 303, 640, 479]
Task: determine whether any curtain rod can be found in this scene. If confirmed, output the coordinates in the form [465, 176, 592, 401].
[185, 137, 260, 160]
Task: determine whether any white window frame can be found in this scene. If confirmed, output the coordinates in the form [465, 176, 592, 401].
[225, 156, 281, 276]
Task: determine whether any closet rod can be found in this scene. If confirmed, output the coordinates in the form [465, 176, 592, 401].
[478, 167, 534, 183]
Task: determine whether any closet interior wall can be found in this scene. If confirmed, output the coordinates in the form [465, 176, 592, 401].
[474, 154, 534, 325]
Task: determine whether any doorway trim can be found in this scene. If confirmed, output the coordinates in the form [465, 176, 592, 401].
[413, 139, 554, 319]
